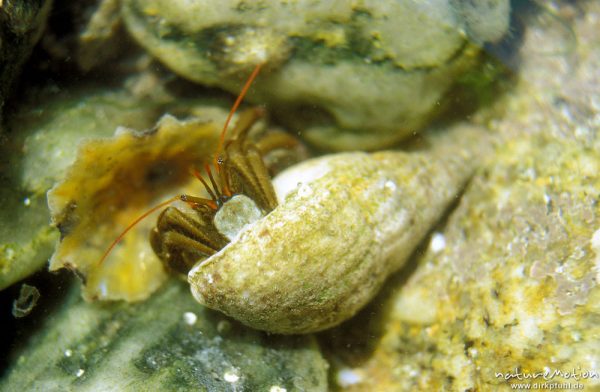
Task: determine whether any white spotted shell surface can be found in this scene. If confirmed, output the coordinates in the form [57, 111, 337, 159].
[188, 125, 487, 334]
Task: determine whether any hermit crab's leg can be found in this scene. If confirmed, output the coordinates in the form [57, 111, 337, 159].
[97, 193, 219, 267]
[225, 141, 278, 212]
[155, 206, 227, 250]
[151, 231, 214, 276]
[219, 107, 278, 211]
[150, 206, 228, 274]
[254, 131, 300, 155]
[224, 107, 266, 144]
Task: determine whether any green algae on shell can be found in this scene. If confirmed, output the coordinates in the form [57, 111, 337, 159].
[188, 124, 490, 334]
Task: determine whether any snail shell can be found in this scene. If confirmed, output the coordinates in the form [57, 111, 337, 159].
[189, 126, 487, 334]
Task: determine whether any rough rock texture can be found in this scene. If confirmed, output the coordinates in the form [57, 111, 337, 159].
[121, 0, 510, 150]
[1, 281, 328, 391]
[323, 2, 600, 390]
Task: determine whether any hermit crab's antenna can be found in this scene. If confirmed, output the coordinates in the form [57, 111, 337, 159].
[97, 64, 263, 267]
[214, 62, 263, 170]
[97, 195, 181, 266]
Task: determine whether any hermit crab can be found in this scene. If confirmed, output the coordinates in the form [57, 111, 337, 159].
[148, 105, 289, 276]
[49, 64, 487, 334]
[94, 64, 299, 277]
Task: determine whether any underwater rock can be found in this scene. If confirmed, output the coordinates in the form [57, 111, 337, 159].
[0, 181, 57, 291]
[323, 2, 600, 389]
[189, 123, 490, 334]
[121, 0, 510, 150]
[1, 281, 328, 391]
[451, 0, 510, 44]
[41, 0, 137, 72]
[72, 0, 126, 71]
[326, 133, 600, 391]
[0, 0, 52, 123]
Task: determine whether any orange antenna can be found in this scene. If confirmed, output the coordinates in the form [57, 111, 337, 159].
[214, 63, 263, 168]
[97, 63, 263, 267]
[97, 195, 181, 266]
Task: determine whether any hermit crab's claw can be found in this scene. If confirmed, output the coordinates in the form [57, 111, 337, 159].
[188, 125, 489, 334]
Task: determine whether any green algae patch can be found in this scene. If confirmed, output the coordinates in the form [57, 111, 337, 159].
[0, 188, 58, 290]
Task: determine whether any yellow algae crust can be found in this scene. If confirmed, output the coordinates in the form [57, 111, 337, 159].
[48, 114, 223, 301]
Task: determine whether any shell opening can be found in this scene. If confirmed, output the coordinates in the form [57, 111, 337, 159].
[214, 194, 264, 241]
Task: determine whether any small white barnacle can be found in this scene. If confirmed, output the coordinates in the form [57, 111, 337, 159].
[430, 232, 446, 253]
[188, 126, 486, 334]
[336, 368, 363, 388]
[223, 369, 240, 383]
[182, 311, 197, 326]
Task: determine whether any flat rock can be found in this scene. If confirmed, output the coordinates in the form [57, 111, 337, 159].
[2, 281, 328, 391]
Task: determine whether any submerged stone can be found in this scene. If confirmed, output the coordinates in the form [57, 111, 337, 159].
[121, 0, 510, 150]
[1, 281, 328, 391]
[321, 2, 600, 389]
